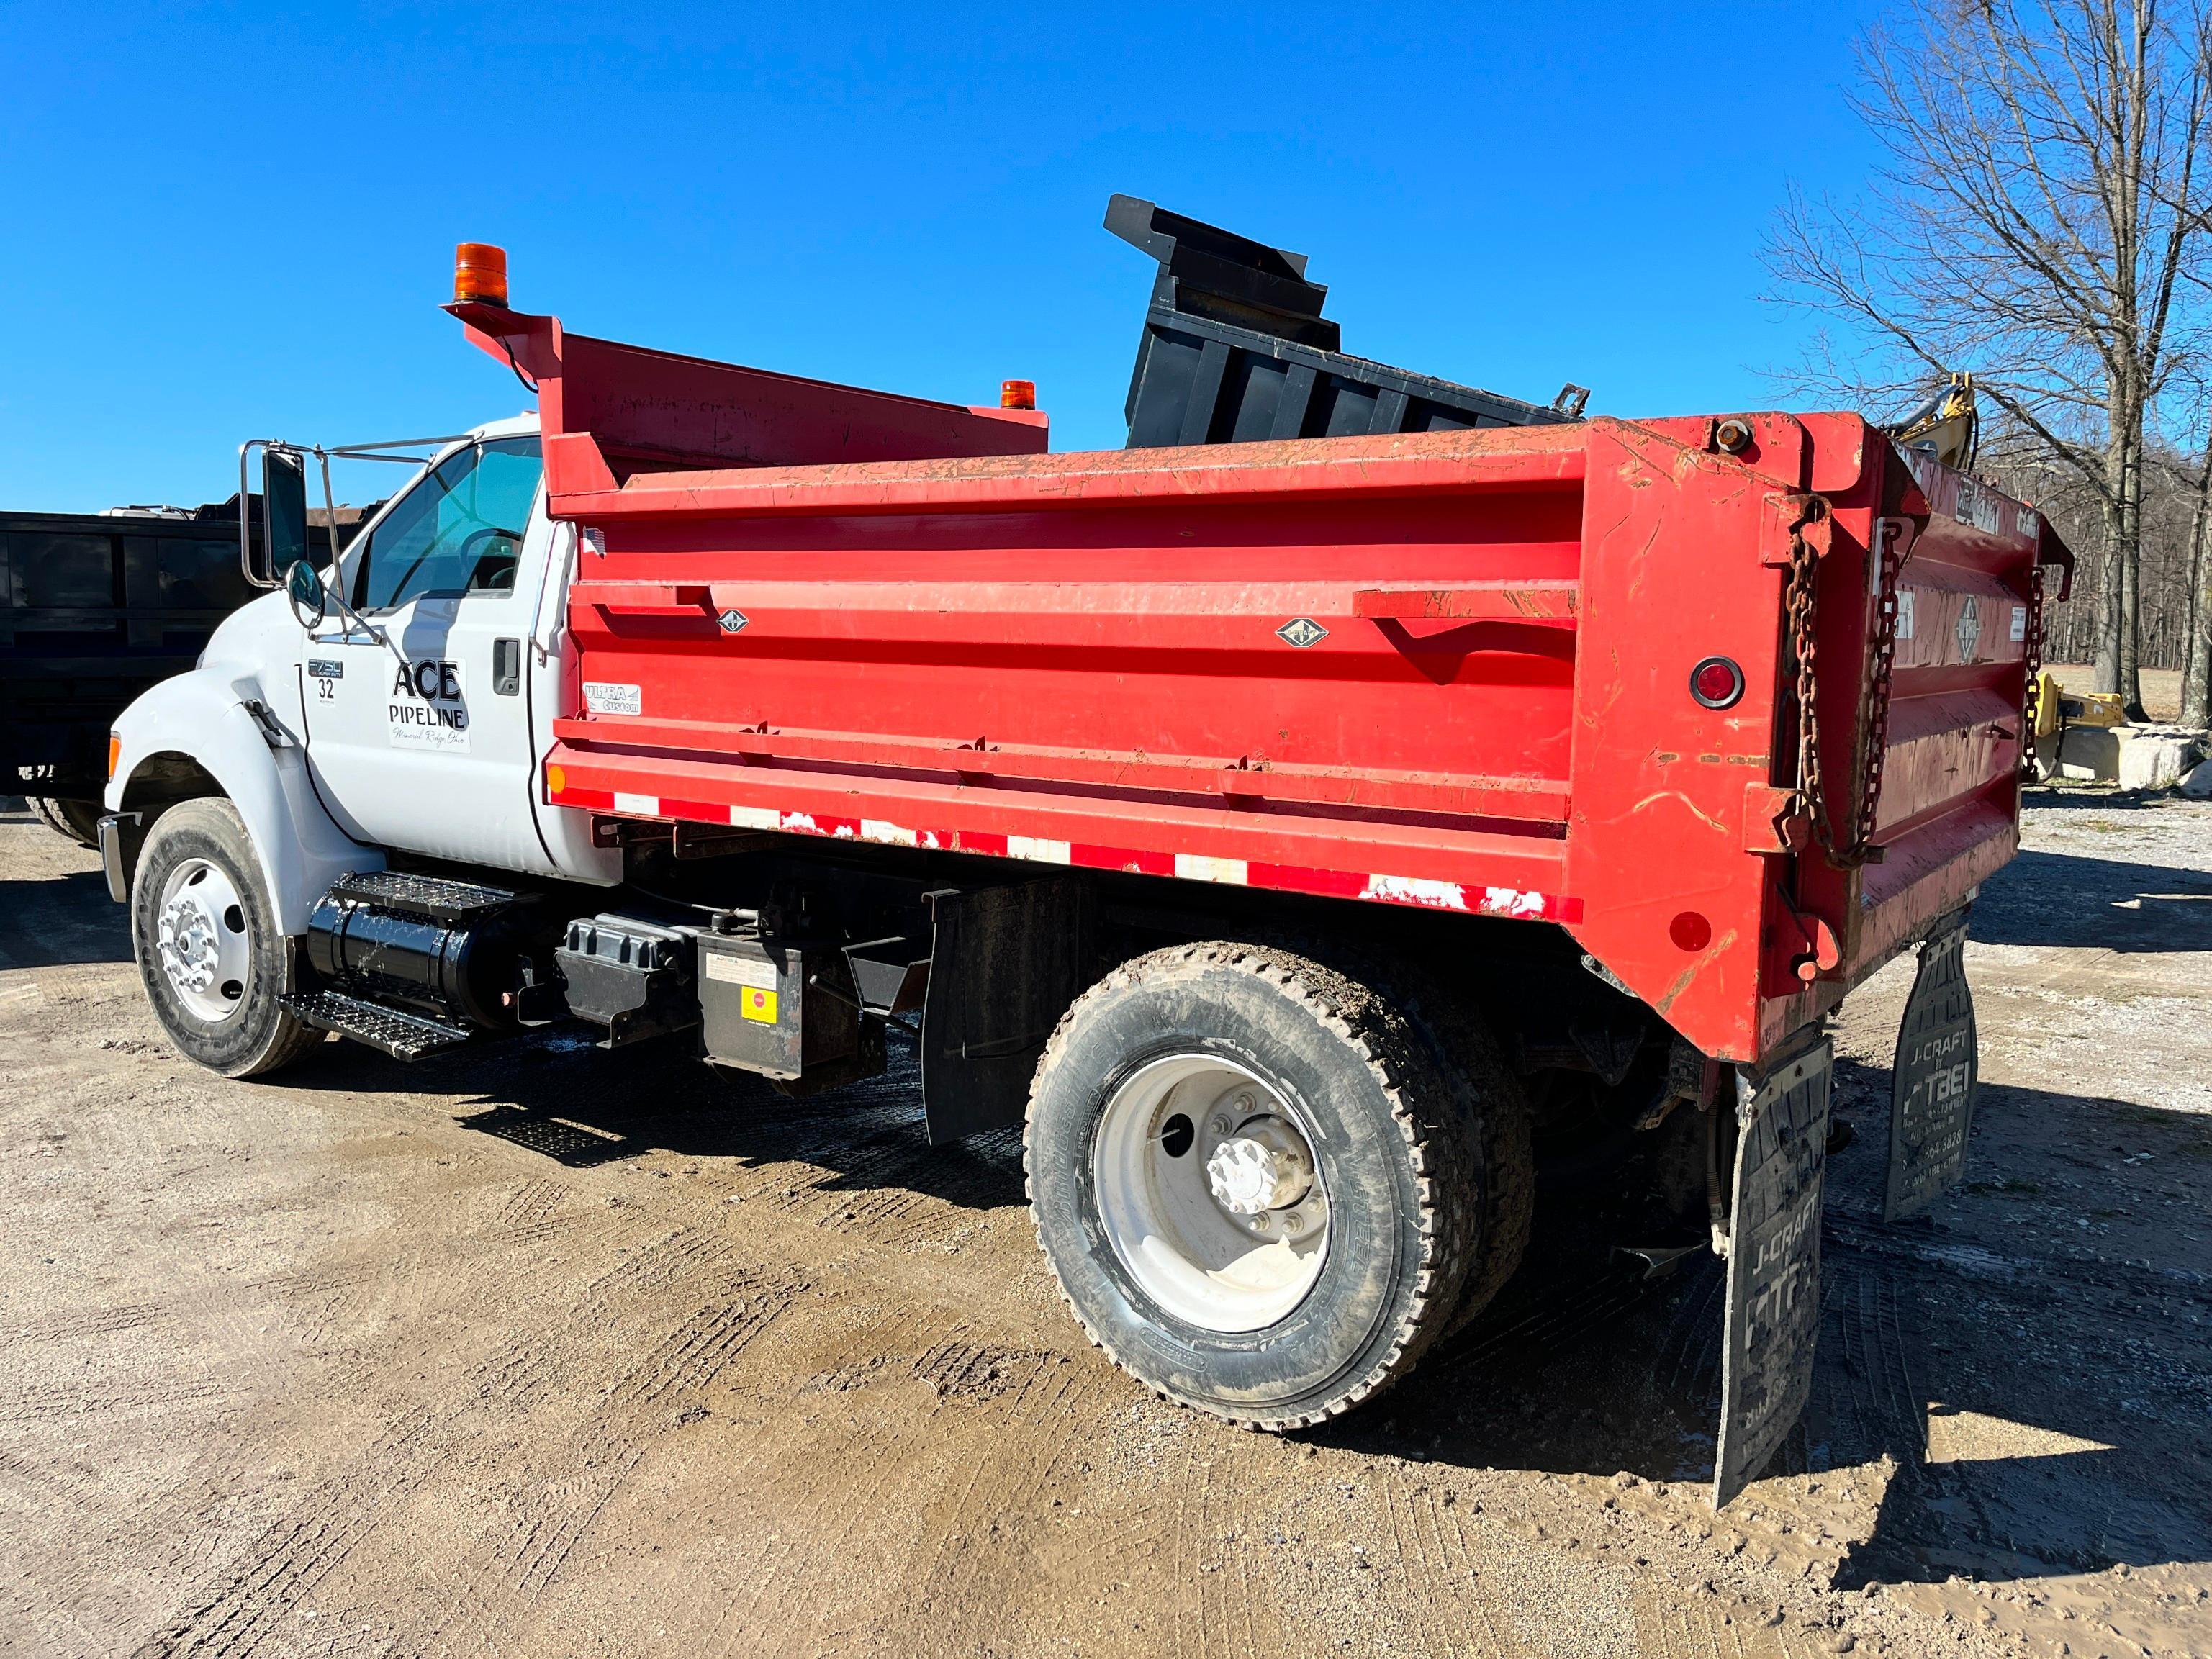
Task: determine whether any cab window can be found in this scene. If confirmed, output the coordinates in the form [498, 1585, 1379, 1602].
[351, 438, 543, 612]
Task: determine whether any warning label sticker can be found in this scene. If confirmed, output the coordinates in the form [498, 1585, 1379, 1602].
[703, 952, 777, 990]
[703, 950, 782, 1022]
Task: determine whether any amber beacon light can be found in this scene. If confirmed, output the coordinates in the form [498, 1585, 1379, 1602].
[453, 243, 510, 307]
[1000, 379, 1037, 410]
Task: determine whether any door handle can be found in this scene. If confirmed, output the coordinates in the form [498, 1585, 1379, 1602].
[493, 638, 522, 696]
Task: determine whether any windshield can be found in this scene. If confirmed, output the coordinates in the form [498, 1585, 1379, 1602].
[350, 436, 543, 612]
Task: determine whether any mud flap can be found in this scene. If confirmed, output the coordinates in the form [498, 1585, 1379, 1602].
[1713, 1038, 1832, 1509]
[919, 878, 1091, 1144]
[1884, 907, 1978, 1223]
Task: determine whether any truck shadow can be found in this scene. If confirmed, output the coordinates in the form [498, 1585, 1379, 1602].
[0, 808, 134, 969]
[283, 1026, 1026, 1213]
[0, 868, 134, 969]
[1971, 847, 2212, 953]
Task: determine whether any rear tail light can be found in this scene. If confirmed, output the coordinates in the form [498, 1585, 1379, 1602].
[1690, 656, 1744, 710]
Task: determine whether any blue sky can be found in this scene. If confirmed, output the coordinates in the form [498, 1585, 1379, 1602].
[0, 2, 1884, 513]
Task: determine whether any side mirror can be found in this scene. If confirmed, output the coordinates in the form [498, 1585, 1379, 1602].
[284, 559, 328, 630]
[260, 448, 310, 584]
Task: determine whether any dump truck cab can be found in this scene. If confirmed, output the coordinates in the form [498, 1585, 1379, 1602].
[278, 417, 589, 879]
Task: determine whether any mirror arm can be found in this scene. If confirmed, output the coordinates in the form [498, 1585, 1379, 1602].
[304, 571, 415, 674]
[309, 573, 398, 658]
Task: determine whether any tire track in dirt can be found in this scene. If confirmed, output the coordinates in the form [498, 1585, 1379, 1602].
[683, 1380, 943, 1653]
[390, 1250, 808, 1656]
[1375, 1473, 1475, 1655]
[650, 1291, 1093, 1654]
[1196, 1445, 1276, 1659]
[496, 1176, 566, 1228]
[130, 1399, 463, 1659]
[847, 1351, 1119, 1653]
[1, 1375, 231, 1427]
[1428, 1489, 1522, 1655]
[1810, 1255, 1924, 1480]
[129, 1280, 607, 1659]
[1630, 1596, 1783, 1658]
[638, 1298, 953, 1658]
[9, 1301, 169, 1342]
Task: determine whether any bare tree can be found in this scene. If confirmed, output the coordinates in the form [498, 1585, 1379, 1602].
[2185, 474, 2212, 716]
[1764, 0, 2212, 720]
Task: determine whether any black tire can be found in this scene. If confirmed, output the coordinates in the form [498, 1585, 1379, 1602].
[1024, 942, 1482, 1430]
[130, 797, 321, 1079]
[26, 795, 101, 849]
[1385, 975, 1535, 1335]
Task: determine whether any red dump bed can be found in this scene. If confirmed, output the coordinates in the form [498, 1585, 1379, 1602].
[456, 303, 2067, 1067]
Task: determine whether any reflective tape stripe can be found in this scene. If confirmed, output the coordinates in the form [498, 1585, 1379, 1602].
[1174, 854, 1248, 885]
[542, 785, 1580, 923]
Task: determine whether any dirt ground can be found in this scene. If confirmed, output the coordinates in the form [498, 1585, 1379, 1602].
[4, 791, 2208, 1659]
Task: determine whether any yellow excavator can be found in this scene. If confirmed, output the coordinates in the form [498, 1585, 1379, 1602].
[1887, 370, 1979, 471]
[1890, 372, 2131, 770]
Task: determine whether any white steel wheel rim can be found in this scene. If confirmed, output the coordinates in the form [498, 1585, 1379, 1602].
[155, 857, 253, 1023]
[1091, 1053, 1330, 1334]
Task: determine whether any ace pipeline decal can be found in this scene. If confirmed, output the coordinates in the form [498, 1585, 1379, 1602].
[389, 658, 470, 752]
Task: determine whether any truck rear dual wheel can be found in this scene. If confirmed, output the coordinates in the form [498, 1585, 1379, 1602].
[1025, 942, 1532, 1429]
[130, 798, 322, 1079]
[25, 795, 104, 849]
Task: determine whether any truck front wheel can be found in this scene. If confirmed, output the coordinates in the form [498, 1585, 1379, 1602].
[130, 798, 320, 1078]
[1025, 943, 1484, 1429]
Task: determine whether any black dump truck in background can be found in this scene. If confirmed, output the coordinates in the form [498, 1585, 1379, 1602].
[1106, 193, 1589, 446]
[2, 497, 360, 844]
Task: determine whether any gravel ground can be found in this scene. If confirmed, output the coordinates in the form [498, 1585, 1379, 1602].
[3, 791, 2207, 1658]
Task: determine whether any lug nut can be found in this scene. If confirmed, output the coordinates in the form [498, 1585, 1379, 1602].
[1209, 1115, 1232, 1136]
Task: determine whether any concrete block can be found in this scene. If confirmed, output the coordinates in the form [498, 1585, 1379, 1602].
[2057, 725, 2120, 782]
[2118, 733, 2198, 790]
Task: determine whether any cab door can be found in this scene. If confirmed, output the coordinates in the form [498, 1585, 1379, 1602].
[300, 434, 561, 874]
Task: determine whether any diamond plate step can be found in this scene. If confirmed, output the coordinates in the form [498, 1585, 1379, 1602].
[327, 869, 516, 925]
[284, 989, 473, 1061]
